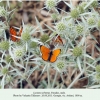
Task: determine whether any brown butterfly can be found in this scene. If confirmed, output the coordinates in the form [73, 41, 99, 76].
[9, 26, 23, 42]
[53, 34, 63, 45]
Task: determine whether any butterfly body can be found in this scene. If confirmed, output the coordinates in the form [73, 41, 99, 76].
[40, 45, 61, 63]
[48, 51, 53, 61]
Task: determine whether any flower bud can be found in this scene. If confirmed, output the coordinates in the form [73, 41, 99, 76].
[56, 22, 66, 32]
[73, 47, 82, 57]
[57, 61, 65, 70]
[45, 0, 57, 10]
[40, 34, 49, 43]
[71, 8, 79, 18]
[1, 67, 8, 75]
[76, 25, 84, 34]
[95, 65, 100, 73]
[0, 41, 9, 50]
[21, 32, 30, 42]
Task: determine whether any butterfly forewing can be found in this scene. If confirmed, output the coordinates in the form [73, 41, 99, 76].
[40, 45, 51, 61]
[52, 49, 61, 56]
[50, 49, 61, 62]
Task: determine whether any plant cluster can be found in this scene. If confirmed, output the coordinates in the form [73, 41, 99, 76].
[0, 0, 100, 89]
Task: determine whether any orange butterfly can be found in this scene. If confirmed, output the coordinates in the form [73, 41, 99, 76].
[40, 45, 61, 63]
[53, 34, 63, 45]
[9, 26, 23, 42]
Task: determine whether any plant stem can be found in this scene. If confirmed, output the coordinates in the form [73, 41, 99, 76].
[52, 70, 58, 88]
[20, 80, 22, 89]
[47, 63, 50, 88]
[26, 79, 35, 88]
[84, 33, 86, 72]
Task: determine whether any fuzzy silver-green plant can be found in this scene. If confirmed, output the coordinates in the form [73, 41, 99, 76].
[0, 29, 4, 36]
[78, 5, 85, 14]
[0, 0, 100, 89]
[70, 8, 79, 18]
[21, 32, 31, 42]
[97, 20, 100, 28]
[76, 25, 84, 34]
[91, 0, 98, 8]
[6, 75, 13, 83]
[40, 34, 49, 43]
[1, 67, 8, 75]
[51, 13, 59, 20]
[15, 40, 23, 46]
[45, 0, 57, 10]
[0, 6, 6, 17]
[95, 73, 100, 81]
[14, 49, 24, 59]
[56, 22, 66, 32]
[80, 2, 87, 7]
[73, 47, 82, 57]
[22, 46, 27, 53]
[95, 65, 100, 73]
[5, 55, 13, 63]
[57, 61, 65, 70]
[0, 41, 9, 50]
[87, 17, 95, 26]
[30, 41, 38, 48]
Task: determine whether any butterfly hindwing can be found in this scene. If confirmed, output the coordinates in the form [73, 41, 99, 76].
[50, 49, 61, 62]
[40, 45, 50, 61]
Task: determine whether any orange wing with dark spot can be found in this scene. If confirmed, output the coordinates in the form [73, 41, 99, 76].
[9, 27, 17, 42]
[40, 45, 50, 61]
[50, 49, 61, 62]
